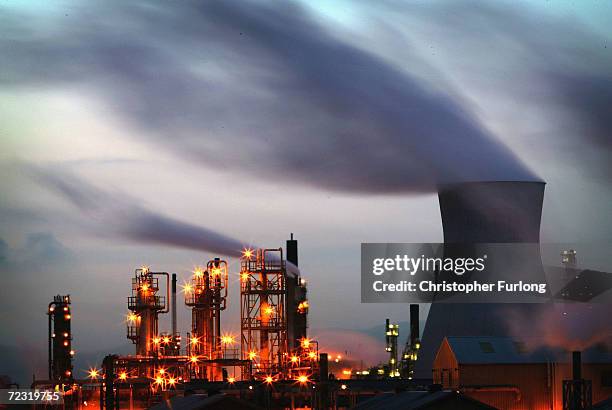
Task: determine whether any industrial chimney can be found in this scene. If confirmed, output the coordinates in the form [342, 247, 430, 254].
[417, 181, 547, 377]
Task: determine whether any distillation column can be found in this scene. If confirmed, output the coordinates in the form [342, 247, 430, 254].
[185, 259, 228, 381]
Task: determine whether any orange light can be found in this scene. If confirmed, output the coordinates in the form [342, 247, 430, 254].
[242, 248, 253, 259]
[182, 283, 193, 294]
[291, 356, 298, 363]
[88, 369, 99, 379]
[163, 336, 171, 344]
[63, 306, 68, 312]
[297, 375, 309, 384]
[341, 384, 347, 390]
[190, 356, 198, 363]
[193, 268, 204, 278]
[263, 306, 274, 316]
[155, 376, 163, 384]
[228, 377, 236, 384]
[308, 351, 316, 359]
[63, 332, 69, 338]
[64, 314, 71, 320]
[342, 370, 352, 376]
[153, 337, 161, 345]
[221, 335, 235, 345]
[63, 340, 69, 347]
[211, 267, 221, 276]
[141, 284, 149, 292]
[168, 377, 176, 385]
[158, 368, 165, 375]
[70, 350, 75, 356]
[190, 336, 199, 345]
[248, 351, 257, 360]
[241, 272, 249, 282]
[65, 370, 71, 376]
[119, 372, 127, 381]
[127, 312, 139, 323]
[265, 375, 273, 384]
[49, 307, 55, 312]
[301, 338, 311, 349]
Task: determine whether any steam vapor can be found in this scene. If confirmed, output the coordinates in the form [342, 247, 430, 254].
[29, 168, 245, 258]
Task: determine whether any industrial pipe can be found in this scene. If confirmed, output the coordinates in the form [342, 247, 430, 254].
[172, 273, 177, 335]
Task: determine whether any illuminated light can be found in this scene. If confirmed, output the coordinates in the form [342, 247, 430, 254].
[65, 370, 72, 376]
[342, 370, 352, 376]
[64, 332, 69, 338]
[168, 377, 176, 385]
[182, 283, 193, 294]
[336, 355, 342, 360]
[193, 268, 204, 278]
[297, 375, 309, 384]
[158, 368, 165, 375]
[155, 376, 163, 384]
[300, 278, 306, 285]
[301, 338, 311, 349]
[83, 401, 88, 406]
[248, 385, 253, 390]
[63, 306, 69, 312]
[63, 341, 69, 347]
[190, 336, 199, 345]
[341, 384, 347, 390]
[141, 284, 149, 292]
[211, 268, 221, 276]
[141, 265, 149, 273]
[49, 307, 55, 312]
[190, 356, 198, 363]
[248, 351, 257, 360]
[88, 369, 100, 379]
[265, 375, 273, 384]
[290, 356, 298, 363]
[240, 272, 249, 282]
[152, 337, 161, 345]
[127, 312, 139, 323]
[263, 306, 274, 316]
[242, 248, 253, 259]
[163, 336, 170, 344]
[335, 359, 339, 363]
[70, 350, 75, 356]
[228, 377, 236, 384]
[308, 352, 316, 359]
[65, 314, 71, 320]
[221, 335, 235, 345]
[361, 370, 369, 375]
[119, 372, 127, 381]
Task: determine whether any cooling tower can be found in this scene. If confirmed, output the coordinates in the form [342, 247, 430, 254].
[416, 181, 546, 378]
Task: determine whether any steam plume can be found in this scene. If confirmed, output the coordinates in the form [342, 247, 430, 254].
[29, 168, 245, 258]
[0, 0, 539, 192]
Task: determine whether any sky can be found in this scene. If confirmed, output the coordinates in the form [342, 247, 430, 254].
[1, 0, 611, 383]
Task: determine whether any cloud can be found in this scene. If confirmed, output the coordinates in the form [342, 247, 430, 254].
[0, 0, 538, 193]
[25, 166, 247, 257]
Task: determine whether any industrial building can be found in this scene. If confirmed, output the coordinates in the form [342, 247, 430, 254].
[433, 337, 612, 409]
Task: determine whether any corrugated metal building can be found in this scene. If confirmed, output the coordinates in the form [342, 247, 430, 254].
[433, 337, 612, 410]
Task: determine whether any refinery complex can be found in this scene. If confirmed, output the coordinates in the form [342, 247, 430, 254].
[23, 182, 612, 410]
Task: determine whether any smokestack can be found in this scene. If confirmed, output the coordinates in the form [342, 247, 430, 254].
[410, 304, 419, 346]
[171, 273, 177, 335]
[572, 351, 582, 381]
[418, 181, 547, 378]
[438, 181, 545, 243]
[287, 233, 298, 267]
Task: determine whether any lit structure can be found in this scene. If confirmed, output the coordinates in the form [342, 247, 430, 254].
[385, 319, 399, 377]
[185, 258, 229, 381]
[48, 294, 74, 382]
[126, 266, 169, 357]
[240, 248, 288, 378]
